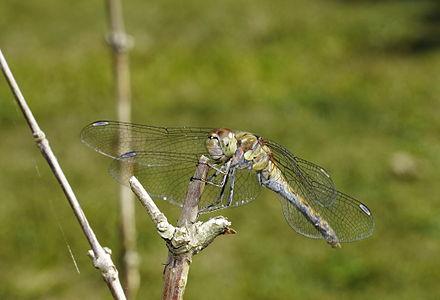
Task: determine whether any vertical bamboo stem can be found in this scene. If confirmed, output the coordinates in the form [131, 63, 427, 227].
[104, 1, 138, 298]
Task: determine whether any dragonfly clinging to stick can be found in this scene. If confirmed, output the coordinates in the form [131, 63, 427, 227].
[81, 120, 374, 247]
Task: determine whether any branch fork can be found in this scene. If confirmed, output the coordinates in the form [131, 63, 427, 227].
[129, 176, 233, 257]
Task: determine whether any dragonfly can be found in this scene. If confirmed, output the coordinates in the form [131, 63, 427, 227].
[81, 120, 374, 247]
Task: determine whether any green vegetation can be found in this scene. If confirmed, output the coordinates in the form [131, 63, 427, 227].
[1, 0, 439, 299]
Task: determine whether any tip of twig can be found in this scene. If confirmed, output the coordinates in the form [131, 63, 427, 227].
[223, 227, 237, 235]
[331, 242, 342, 249]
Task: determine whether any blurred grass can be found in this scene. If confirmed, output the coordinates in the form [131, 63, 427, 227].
[0, 0, 439, 299]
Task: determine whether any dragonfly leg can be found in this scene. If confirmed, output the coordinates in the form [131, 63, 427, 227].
[206, 161, 229, 175]
[204, 163, 233, 210]
[256, 172, 263, 185]
[210, 150, 248, 208]
[225, 167, 237, 207]
[205, 165, 227, 184]
[212, 171, 229, 207]
[191, 176, 223, 187]
[191, 161, 231, 187]
[191, 160, 234, 211]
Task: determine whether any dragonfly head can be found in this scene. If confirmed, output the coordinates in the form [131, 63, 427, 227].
[206, 128, 238, 161]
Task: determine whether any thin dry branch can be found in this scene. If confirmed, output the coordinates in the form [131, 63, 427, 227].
[162, 156, 210, 300]
[128, 156, 235, 300]
[0, 50, 126, 300]
[104, 0, 138, 298]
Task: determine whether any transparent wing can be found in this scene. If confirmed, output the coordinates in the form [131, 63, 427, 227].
[82, 121, 261, 210]
[294, 157, 337, 205]
[265, 141, 337, 206]
[279, 185, 374, 242]
[109, 151, 203, 206]
[81, 120, 212, 159]
[266, 141, 374, 242]
[81, 120, 212, 205]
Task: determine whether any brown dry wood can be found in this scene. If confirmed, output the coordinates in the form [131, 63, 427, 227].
[162, 156, 210, 300]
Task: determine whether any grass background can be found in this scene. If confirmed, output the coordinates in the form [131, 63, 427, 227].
[1, 0, 439, 299]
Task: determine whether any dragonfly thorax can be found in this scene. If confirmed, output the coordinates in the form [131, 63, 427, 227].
[206, 128, 238, 162]
[235, 131, 271, 171]
[206, 129, 271, 173]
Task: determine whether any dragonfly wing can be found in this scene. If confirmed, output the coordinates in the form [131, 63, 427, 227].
[82, 120, 213, 206]
[266, 141, 336, 207]
[81, 120, 211, 159]
[280, 186, 374, 242]
[312, 182, 374, 241]
[110, 151, 203, 206]
[267, 141, 374, 242]
[294, 157, 337, 206]
[82, 121, 261, 211]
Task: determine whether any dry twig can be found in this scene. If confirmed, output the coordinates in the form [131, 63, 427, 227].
[0, 50, 126, 300]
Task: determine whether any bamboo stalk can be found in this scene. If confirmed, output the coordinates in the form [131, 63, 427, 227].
[104, 1, 138, 298]
[0, 50, 126, 300]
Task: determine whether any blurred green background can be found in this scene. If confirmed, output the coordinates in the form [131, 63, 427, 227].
[1, 0, 439, 299]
